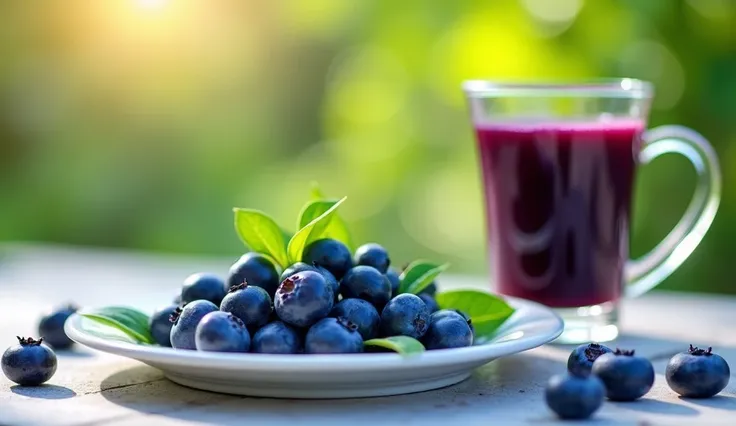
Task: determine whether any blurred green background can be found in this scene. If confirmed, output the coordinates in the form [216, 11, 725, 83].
[0, 0, 734, 293]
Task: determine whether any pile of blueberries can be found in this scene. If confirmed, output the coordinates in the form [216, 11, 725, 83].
[546, 342, 731, 420]
[150, 239, 473, 355]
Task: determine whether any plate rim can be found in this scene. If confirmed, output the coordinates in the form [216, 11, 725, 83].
[65, 296, 563, 371]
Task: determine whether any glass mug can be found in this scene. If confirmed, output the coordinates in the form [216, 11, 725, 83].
[463, 79, 721, 343]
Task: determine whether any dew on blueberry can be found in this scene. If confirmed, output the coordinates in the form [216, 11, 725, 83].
[666, 344, 730, 398]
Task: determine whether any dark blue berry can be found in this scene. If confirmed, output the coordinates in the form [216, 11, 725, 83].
[340, 266, 392, 310]
[220, 282, 272, 332]
[666, 345, 730, 398]
[38, 304, 78, 349]
[567, 343, 614, 376]
[280, 262, 339, 299]
[422, 310, 473, 349]
[431, 309, 475, 334]
[381, 294, 430, 339]
[545, 373, 605, 420]
[330, 298, 380, 340]
[252, 321, 302, 354]
[385, 268, 400, 297]
[354, 243, 390, 274]
[419, 281, 437, 296]
[194, 312, 250, 353]
[227, 253, 280, 298]
[305, 317, 363, 354]
[275, 271, 334, 328]
[418, 293, 439, 313]
[2, 337, 57, 386]
[592, 349, 654, 401]
[181, 273, 226, 306]
[302, 238, 353, 280]
[169, 300, 218, 350]
[149, 304, 179, 347]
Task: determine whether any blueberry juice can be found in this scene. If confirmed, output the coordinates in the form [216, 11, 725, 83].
[474, 121, 644, 308]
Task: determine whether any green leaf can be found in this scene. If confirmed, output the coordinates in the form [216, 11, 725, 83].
[233, 208, 289, 269]
[287, 196, 347, 263]
[79, 306, 154, 345]
[399, 260, 450, 294]
[436, 290, 515, 339]
[364, 336, 425, 356]
[296, 200, 353, 250]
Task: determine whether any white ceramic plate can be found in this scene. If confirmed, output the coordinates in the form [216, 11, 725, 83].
[65, 297, 563, 399]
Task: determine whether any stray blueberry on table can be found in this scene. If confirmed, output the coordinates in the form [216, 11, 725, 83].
[418, 293, 439, 313]
[545, 373, 605, 420]
[2, 337, 57, 386]
[38, 304, 78, 349]
[252, 321, 302, 354]
[592, 348, 655, 401]
[169, 300, 219, 350]
[380, 294, 430, 339]
[195, 311, 250, 353]
[354, 243, 391, 274]
[567, 343, 613, 376]
[666, 345, 730, 398]
[274, 270, 334, 328]
[220, 282, 272, 332]
[227, 253, 280, 298]
[330, 298, 380, 340]
[340, 266, 392, 310]
[149, 304, 179, 347]
[180, 273, 226, 306]
[422, 309, 473, 350]
[302, 238, 353, 280]
[305, 317, 363, 354]
[385, 267, 400, 296]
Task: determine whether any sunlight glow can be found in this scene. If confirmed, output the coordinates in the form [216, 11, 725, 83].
[138, 0, 168, 10]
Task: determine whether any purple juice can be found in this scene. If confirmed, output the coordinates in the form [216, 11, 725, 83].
[475, 121, 644, 308]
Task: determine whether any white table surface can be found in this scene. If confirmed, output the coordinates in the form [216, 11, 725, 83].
[1, 244, 735, 426]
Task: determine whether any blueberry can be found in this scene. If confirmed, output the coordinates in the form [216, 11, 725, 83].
[592, 349, 655, 401]
[545, 373, 605, 420]
[422, 309, 473, 350]
[227, 253, 280, 298]
[419, 281, 437, 296]
[330, 298, 380, 340]
[149, 304, 179, 347]
[169, 300, 219, 350]
[302, 238, 353, 280]
[305, 317, 363, 354]
[340, 266, 392, 310]
[418, 293, 439, 313]
[220, 282, 272, 332]
[274, 271, 334, 328]
[2, 337, 57, 386]
[252, 321, 302, 354]
[381, 294, 430, 339]
[385, 268, 400, 296]
[194, 311, 250, 353]
[431, 309, 474, 334]
[280, 262, 339, 299]
[354, 243, 390, 274]
[181, 273, 226, 306]
[38, 304, 78, 349]
[567, 343, 614, 376]
[666, 345, 730, 398]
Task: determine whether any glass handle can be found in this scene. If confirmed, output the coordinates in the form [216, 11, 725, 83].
[625, 125, 721, 298]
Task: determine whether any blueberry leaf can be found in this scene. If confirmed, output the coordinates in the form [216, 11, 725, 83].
[435, 290, 515, 339]
[287, 196, 347, 263]
[364, 336, 425, 356]
[399, 260, 449, 295]
[79, 306, 154, 345]
[297, 199, 353, 251]
[233, 208, 289, 269]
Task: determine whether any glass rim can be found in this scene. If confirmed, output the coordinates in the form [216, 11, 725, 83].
[462, 78, 653, 99]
